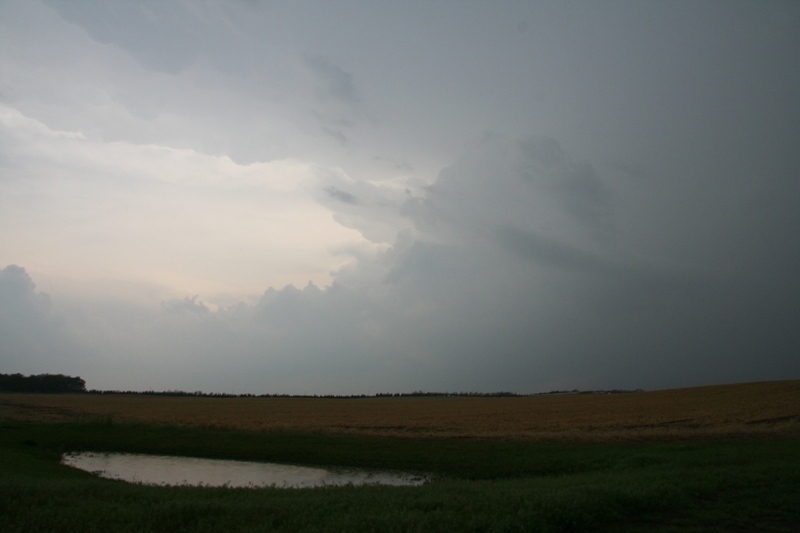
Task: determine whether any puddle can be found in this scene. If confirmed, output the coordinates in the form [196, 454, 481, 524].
[61, 452, 429, 488]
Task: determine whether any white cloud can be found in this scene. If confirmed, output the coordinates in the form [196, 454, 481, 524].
[0, 104, 366, 305]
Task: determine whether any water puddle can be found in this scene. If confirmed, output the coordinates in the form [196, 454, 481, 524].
[61, 452, 429, 488]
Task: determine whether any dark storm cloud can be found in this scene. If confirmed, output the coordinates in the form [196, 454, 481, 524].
[4, 125, 799, 393]
[0, 265, 51, 315]
[514, 137, 613, 235]
[0, 265, 65, 374]
[388, 134, 800, 390]
[321, 126, 349, 147]
[313, 112, 354, 147]
[305, 55, 361, 105]
[324, 186, 359, 205]
[305, 57, 362, 147]
[494, 225, 608, 274]
[44, 0, 206, 73]
[161, 295, 209, 315]
[605, 160, 649, 181]
[3, 1, 799, 394]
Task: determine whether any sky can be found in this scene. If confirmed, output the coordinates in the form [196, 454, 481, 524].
[1, 0, 799, 395]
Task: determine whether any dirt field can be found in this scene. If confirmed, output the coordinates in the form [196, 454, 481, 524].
[2, 380, 799, 441]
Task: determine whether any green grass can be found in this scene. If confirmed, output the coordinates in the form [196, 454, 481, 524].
[1, 421, 798, 532]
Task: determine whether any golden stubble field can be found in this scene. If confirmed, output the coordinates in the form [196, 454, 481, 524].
[1, 380, 799, 441]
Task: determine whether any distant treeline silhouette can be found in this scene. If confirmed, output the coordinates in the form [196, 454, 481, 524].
[0, 372, 642, 397]
[86, 388, 643, 398]
[0, 373, 86, 393]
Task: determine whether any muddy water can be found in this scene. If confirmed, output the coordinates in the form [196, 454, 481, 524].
[61, 452, 428, 488]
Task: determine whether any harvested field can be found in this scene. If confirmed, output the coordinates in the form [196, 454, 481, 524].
[1, 380, 799, 441]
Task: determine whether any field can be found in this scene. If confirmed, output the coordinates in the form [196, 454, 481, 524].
[2, 380, 799, 440]
[2, 380, 800, 532]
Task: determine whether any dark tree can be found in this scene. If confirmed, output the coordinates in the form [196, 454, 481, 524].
[0, 373, 86, 393]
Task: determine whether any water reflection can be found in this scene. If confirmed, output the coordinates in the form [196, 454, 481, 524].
[62, 452, 428, 488]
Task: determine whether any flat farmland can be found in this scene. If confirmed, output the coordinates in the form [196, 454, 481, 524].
[1, 380, 799, 440]
[3, 380, 800, 531]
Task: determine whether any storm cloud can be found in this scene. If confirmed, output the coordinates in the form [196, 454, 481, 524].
[1, 1, 798, 394]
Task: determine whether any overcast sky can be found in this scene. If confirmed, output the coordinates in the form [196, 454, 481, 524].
[2, 0, 799, 394]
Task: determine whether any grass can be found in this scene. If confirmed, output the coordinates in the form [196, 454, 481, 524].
[1, 418, 799, 532]
[2, 381, 799, 531]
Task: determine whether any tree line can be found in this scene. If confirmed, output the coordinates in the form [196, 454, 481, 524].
[88, 389, 643, 398]
[0, 373, 86, 393]
[0, 372, 643, 397]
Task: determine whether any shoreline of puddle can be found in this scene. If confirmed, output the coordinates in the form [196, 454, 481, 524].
[61, 451, 430, 488]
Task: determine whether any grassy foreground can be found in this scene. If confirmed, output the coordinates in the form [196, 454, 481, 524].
[1, 419, 799, 532]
